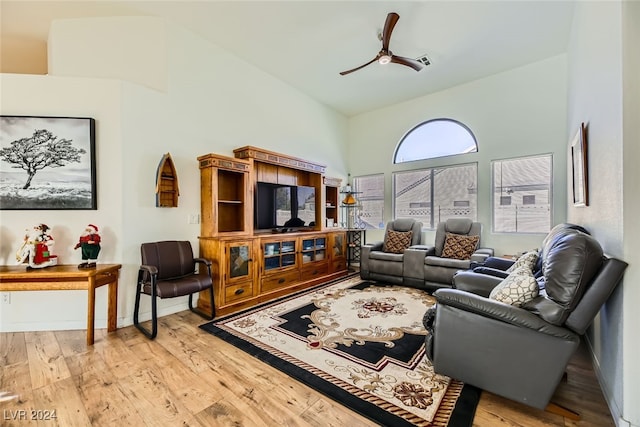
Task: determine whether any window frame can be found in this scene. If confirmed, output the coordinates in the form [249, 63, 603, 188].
[392, 162, 478, 229]
[393, 118, 478, 163]
[491, 153, 553, 234]
[352, 173, 385, 230]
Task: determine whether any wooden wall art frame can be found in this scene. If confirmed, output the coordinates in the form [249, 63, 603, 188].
[571, 122, 589, 207]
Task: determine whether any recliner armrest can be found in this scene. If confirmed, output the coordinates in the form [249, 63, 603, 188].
[360, 242, 383, 275]
[471, 247, 494, 263]
[433, 289, 577, 340]
[408, 244, 436, 255]
[471, 267, 509, 279]
[362, 241, 384, 252]
[453, 270, 503, 296]
[403, 247, 430, 280]
[481, 256, 516, 271]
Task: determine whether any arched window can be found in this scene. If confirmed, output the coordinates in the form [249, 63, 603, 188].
[393, 118, 478, 163]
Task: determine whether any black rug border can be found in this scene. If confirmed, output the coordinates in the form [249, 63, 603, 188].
[200, 275, 480, 427]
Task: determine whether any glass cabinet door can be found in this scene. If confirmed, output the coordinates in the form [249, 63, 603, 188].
[282, 239, 296, 267]
[301, 236, 327, 264]
[264, 239, 297, 271]
[264, 242, 280, 271]
[228, 241, 251, 280]
[332, 233, 345, 258]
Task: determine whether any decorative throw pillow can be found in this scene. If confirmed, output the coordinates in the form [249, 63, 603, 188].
[383, 230, 413, 254]
[441, 233, 479, 260]
[506, 250, 539, 273]
[489, 266, 539, 307]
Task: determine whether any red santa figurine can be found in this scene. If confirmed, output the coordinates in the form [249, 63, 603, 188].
[74, 224, 101, 268]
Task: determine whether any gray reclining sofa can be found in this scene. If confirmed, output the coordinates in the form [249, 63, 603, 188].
[424, 223, 628, 413]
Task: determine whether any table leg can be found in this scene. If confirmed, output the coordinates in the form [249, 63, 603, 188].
[87, 276, 96, 346]
[107, 277, 118, 332]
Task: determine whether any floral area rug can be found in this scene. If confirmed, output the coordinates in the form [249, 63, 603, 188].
[200, 275, 479, 426]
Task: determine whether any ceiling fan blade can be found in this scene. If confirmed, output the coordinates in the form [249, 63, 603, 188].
[390, 55, 424, 72]
[339, 57, 378, 76]
[382, 12, 400, 52]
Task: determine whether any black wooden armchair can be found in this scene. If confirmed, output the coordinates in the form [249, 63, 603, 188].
[133, 240, 215, 339]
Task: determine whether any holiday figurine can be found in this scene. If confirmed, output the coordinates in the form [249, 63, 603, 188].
[74, 224, 101, 268]
[16, 223, 58, 269]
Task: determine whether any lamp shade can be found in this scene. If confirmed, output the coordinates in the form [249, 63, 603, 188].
[342, 193, 357, 205]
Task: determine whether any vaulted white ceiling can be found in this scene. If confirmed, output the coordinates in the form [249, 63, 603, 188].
[1, 1, 576, 116]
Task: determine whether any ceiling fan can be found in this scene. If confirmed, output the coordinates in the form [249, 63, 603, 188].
[340, 12, 424, 76]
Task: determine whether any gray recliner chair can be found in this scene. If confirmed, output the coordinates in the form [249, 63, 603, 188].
[424, 226, 627, 417]
[404, 218, 493, 292]
[360, 218, 423, 285]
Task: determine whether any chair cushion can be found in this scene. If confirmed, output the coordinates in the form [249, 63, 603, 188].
[489, 267, 539, 307]
[141, 241, 195, 280]
[425, 256, 471, 269]
[441, 233, 479, 260]
[443, 218, 474, 234]
[370, 251, 405, 262]
[144, 274, 212, 298]
[506, 251, 539, 273]
[390, 218, 418, 232]
[383, 229, 413, 254]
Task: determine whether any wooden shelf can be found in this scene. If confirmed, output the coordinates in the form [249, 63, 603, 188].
[324, 177, 341, 227]
[155, 153, 180, 207]
[197, 147, 348, 317]
[199, 153, 251, 236]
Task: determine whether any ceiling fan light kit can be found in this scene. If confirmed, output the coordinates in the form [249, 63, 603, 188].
[378, 54, 392, 65]
[340, 12, 424, 76]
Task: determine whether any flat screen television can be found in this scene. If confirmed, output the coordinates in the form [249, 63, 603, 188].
[255, 182, 316, 230]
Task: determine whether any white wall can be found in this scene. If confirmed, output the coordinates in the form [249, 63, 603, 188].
[567, 2, 638, 426]
[622, 2, 640, 424]
[0, 16, 348, 332]
[0, 76, 124, 331]
[568, 1, 640, 426]
[49, 17, 168, 92]
[348, 55, 568, 254]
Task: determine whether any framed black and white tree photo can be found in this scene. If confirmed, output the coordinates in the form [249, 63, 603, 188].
[0, 115, 96, 210]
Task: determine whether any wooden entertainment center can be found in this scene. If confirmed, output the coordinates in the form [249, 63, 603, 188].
[196, 146, 348, 317]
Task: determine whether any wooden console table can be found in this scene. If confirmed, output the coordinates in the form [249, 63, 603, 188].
[0, 264, 122, 345]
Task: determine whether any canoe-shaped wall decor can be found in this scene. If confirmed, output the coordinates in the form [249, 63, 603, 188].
[155, 153, 180, 207]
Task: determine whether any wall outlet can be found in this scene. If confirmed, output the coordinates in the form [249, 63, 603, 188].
[1, 293, 10, 304]
[188, 213, 200, 224]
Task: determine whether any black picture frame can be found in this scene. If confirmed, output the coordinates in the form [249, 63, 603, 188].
[571, 122, 589, 207]
[0, 115, 96, 210]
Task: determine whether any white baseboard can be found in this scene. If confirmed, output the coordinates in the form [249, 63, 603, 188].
[584, 337, 628, 427]
[1, 299, 190, 332]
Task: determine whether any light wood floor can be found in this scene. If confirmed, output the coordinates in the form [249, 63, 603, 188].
[0, 310, 614, 427]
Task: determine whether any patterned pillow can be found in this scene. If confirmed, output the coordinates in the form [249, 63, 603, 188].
[489, 267, 539, 307]
[441, 233, 479, 260]
[506, 250, 539, 273]
[383, 230, 413, 254]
